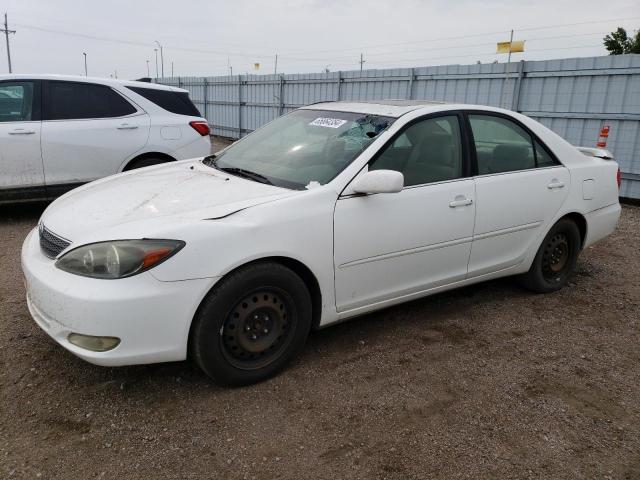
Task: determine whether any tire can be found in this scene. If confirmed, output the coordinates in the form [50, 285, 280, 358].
[519, 218, 581, 293]
[124, 157, 169, 170]
[190, 262, 312, 386]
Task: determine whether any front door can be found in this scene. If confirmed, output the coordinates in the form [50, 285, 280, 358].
[333, 114, 475, 313]
[0, 80, 44, 191]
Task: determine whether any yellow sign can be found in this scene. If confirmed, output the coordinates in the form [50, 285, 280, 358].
[497, 40, 525, 54]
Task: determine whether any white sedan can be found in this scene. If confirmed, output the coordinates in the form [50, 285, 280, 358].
[21, 100, 621, 385]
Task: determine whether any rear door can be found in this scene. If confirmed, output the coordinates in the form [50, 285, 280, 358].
[0, 79, 44, 191]
[467, 112, 570, 277]
[41, 80, 150, 187]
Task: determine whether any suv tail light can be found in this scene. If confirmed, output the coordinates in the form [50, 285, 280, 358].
[617, 168, 622, 189]
[189, 121, 210, 136]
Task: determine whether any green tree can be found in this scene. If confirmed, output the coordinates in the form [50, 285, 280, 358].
[603, 27, 640, 54]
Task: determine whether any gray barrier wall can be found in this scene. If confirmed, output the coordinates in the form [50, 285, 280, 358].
[156, 54, 640, 198]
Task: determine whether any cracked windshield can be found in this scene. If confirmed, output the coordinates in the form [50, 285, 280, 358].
[205, 109, 394, 189]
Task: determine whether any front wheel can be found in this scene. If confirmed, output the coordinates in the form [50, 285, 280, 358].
[190, 262, 312, 386]
[519, 218, 581, 293]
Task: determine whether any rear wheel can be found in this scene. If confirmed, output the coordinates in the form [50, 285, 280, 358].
[124, 157, 169, 170]
[520, 218, 581, 293]
[190, 262, 312, 386]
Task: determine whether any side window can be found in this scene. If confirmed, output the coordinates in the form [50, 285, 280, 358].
[535, 140, 559, 168]
[370, 115, 463, 187]
[469, 115, 535, 174]
[46, 82, 136, 120]
[0, 81, 34, 122]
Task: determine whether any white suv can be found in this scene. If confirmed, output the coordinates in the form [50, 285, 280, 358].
[0, 74, 211, 203]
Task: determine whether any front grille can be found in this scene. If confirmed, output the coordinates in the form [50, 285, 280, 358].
[39, 224, 71, 259]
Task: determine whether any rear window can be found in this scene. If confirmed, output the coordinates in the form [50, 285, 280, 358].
[127, 87, 201, 117]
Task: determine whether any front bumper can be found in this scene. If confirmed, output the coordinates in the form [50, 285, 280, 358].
[21, 227, 218, 366]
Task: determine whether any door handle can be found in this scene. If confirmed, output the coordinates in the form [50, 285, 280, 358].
[449, 196, 473, 208]
[547, 180, 565, 189]
[8, 129, 36, 135]
[117, 124, 138, 130]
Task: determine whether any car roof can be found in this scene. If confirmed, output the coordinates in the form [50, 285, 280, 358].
[302, 100, 512, 118]
[0, 74, 187, 93]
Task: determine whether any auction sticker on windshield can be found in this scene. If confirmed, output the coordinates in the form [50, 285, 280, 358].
[309, 117, 348, 128]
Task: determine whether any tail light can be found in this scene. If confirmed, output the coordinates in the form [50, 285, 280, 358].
[616, 168, 622, 189]
[189, 121, 210, 136]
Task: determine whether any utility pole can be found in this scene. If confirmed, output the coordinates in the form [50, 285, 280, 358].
[359, 53, 365, 71]
[1, 13, 15, 73]
[146, 59, 150, 77]
[274, 54, 278, 74]
[154, 48, 159, 78]
[82, 52, 87, 76]
[171, 61, 174, 78]
[155, 40, 164, 77]
[507, 29, 514, 64]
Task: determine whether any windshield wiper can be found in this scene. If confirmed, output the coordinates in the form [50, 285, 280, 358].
[217, 166, 274, 185]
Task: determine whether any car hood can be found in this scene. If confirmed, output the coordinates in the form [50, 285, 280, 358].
[41, 159, 298, 240]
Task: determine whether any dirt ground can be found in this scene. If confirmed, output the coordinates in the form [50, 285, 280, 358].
[1, 194, 639, 479]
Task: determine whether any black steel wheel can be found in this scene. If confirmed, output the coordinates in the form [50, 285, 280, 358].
[519, 218, 581, 293]
[541, 233, 570, 282]
[221, 288, 295, 370]
[190, 262, 312, 386]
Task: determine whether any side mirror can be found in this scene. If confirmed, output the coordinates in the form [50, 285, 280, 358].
[351, 170, 404, 194]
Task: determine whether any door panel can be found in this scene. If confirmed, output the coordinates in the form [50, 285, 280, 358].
[0, 80, 43, 189]
[334, 179, 475, 312]
[41, 114, 150, 184]
[469, 167, 570, 276]
[41, 80, 150, 185]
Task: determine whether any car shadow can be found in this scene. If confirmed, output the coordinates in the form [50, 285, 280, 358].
[0, 201, 50, 221]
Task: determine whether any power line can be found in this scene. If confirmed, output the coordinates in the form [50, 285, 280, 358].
[277, 16, 640, 56]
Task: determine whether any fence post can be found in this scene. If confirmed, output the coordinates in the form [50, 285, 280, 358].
[337, 71, 342, 101]
[407, 68, 415, 100]
[238, 75, 243, 139]
[177, 77, 182, 89]
[511, 60, 525, 112]
[203, 78, 209, 129]
[278, 75, 285, 116]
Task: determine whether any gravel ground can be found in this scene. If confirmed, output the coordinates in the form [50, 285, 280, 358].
[1, 193, 638, 479]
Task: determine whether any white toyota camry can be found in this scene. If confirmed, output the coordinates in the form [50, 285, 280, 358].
[22, 100, 621, 385]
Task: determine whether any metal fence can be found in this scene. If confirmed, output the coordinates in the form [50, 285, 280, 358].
[156, 54, 640, 198]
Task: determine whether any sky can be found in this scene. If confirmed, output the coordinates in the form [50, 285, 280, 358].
[1, 0, 638, 79]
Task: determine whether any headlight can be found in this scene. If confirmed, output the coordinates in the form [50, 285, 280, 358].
[55, 239, 185, 279]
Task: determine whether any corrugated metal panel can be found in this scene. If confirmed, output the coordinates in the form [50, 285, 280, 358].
[156, 54, 640, 198]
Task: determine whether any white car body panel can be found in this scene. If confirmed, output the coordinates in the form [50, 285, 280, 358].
[0, 119, 43, 188]
[334, 179, 475, 312]
[41, 112, 151, 184]
[0, 74, 211, 199]
[21, 101, 621, 367]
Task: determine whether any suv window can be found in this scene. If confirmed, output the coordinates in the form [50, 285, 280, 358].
[469, 114, 536, 174]
[127, 87, 200, 116]
[0, 81, 34, 122]
[45, 81, 137, 120]
[370, 115, 463, 186]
